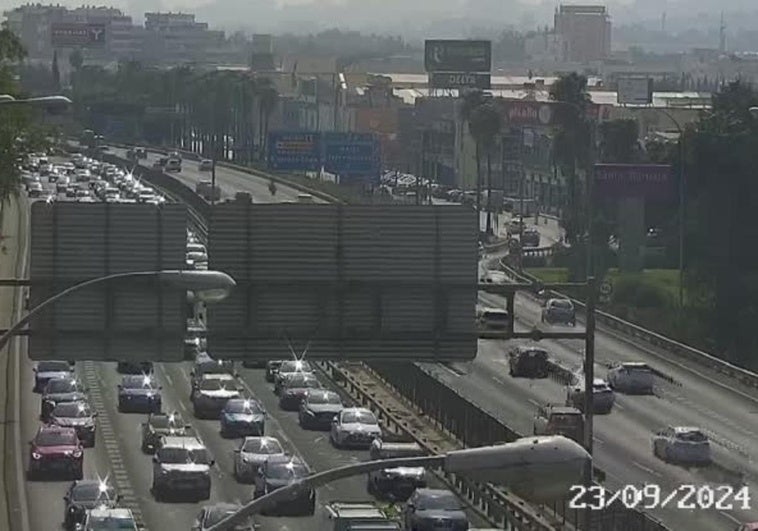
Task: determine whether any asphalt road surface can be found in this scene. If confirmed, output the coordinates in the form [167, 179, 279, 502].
[118, 147, 758, 530]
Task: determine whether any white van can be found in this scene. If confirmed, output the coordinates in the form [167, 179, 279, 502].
[297, 193, 315, 204]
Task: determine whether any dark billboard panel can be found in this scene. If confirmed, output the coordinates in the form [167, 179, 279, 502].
[51, 23, 106, 46]
[424, 40, 492, 73]
[593, 164, 674, 200]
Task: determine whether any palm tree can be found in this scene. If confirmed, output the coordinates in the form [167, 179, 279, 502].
[459, 90, 488, 221]
[469, 102, 502, 235]
[255, 77, 278, 161]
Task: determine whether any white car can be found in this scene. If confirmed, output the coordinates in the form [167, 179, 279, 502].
[330, 408, 382, 449]
[652, 426, 711, 465]
[233, 436, 286, 483]
[77, 507, 139, 531]
[607, 362, 654, 394]
[480, 270, 508, 284]
[190, 374, 241, 419]
[566, 378, 615, 414]
[199, 159, 213, 171]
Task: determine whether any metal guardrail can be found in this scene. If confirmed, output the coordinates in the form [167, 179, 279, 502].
[497, 258, 758, 391]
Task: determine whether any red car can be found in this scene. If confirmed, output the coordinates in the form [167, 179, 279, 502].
[28, 426, 84, 480]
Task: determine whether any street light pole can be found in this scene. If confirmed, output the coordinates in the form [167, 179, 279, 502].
[0, 270, 235, 353]
[206, 436, 591, 531]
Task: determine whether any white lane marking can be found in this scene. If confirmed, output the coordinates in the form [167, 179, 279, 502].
[164, 372, 173, 386]
[631, 460, 662, 478]
[491, 375, 506, 385]
[719, 511, 742, 526]
[178, 401, 188, 413]
[527, 398, 540, 407]
[593, 436, 604, 445]
[437, 364, 462, 378]
[613, 403, 625, 411]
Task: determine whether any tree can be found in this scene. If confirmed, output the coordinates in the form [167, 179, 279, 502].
[599, 119, 639, 163]
[459, 90, 488, 227]
[69, 48, 83, 71]
[685, 80, 758, 364]
[256, 78, 278, 160]
[51, 50, 60, 89]
[550, 73, 593, 279]
[469, 102, 501, 234]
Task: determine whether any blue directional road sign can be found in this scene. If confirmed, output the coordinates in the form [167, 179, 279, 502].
[268, 132, 321, 171]
[322, 132, 380, 184]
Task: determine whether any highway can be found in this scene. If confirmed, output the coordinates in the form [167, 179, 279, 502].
[18, 156, 488, 531]
[120, 148, 758, 530]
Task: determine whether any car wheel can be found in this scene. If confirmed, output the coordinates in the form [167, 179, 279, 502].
[152, 486, 162, 502]
[73, 465, 83, 480]
[141, 441, 150, 454]
[199, 487, 211, 501]
[305, 495, 316, 516]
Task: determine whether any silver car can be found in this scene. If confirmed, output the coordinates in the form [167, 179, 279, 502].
[151, 436, 214, 501]
[607, 362, 654, 394]
[652, 426, 711, 465]
[541, 298, 576, 326]
[330, 408, 382, 449]
[566, 378, 615, 414]
[273, 360, 315, 394]
[191, 374, 242, 419]
[232, 436, 286, 483]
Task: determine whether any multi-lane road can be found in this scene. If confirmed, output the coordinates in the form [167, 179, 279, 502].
[17, 153, 489, 531]
[118, 148, 758, 530]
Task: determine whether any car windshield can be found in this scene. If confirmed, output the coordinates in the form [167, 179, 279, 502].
[196, 360, 230, 374]
[53, 402, 91, 417]
[520, 348, 547, 359]
[550, 413, 581, 425]
[86, 515, 136, 529]
[417, 492, 462, 511]
[307, 392, 341, 405]
[122, 376, 155, 389]
[242, 438, 283, 454]
[205, 508, 243, 526]
[225, 400, 263, 414]
[287, 375, 320, 388]
[267, 461, 308, 479]
[199, 378, 236, 391]
[342, 411, 378, 424]
[72, 483, 116, 503]
[483, 311, 508, 321]
[158, 447, 210, 464]
[36, 430, 78, 446]
[46, 379, 78, 393]
[677, 431, 708, 442]
[37, 361, 69, 372]
[279, 360, 312, 373]
[552, 300, 573, 309]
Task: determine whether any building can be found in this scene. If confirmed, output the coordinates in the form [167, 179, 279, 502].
[142, 12, 227, 64]
[554, 4, 611, 63]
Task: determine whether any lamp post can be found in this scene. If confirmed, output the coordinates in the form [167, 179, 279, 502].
[0, 269, 235, 353]
[206, 435, 591, 531]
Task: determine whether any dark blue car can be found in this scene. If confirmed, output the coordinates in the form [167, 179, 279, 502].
[117, 375, 162, 413]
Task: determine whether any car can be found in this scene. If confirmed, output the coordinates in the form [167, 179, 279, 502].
[566, 377, 615, 414]
[253, 456, 315, 516]
[49, 401, 98, 447]
[330, 407, 382, 449]
[28, 181, 44, 197]
[480, 270, 508, 284]
[140, 411, 190, 454]
[532, 404, 584, 443]
[508, 345, 550, 378]
[273, 359, 315, 394]
[116, 361, 153, 374]
[198, 159, 213, 171]
[278, 373, 322, 411]
[76, 507, 138, 531]
[165, 158, 182, 172]
[507, 217, 526, 235]
[168, 151, 182, 160]
[33, 360, 73, 393]
[367, 440, 427, 501]
[40, 377, 87, 421]
[298, 389, 344, 430]
[607, 362, 654, 394]
[66, 187, 78, 198]
[134, 147, 147, 159]
[191, 373, 242, 419]
[736, 523, 758, 531]
[191, 503, 254, 531]
[152, 158, 167, 169]
[652, 426, 711, 465]
[117, 374, 162, 413]
[521, 227, 541, 247]
[151, 435, 214, 501]
[264, 360, 284, 382]
[476, 307, 510, 330]
[220, 398, 267, 438]
[27, 425, 83, 480]
[541, 298, 576, 326]
[63, 480, 119, 531]
[403, 488, 469, 531]
[190, 352, 235, 395]
[233, 436, 286, 483]
[56, 177, 70, 194]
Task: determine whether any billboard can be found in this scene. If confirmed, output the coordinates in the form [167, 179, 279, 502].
[51, 23, 106, 47]
[503, 101, 555, 126]
[268, 132, 321, 171]
[323, 132, 381, 181]
[430, 72, 491, 90]
[617, 77, 653, 105]
[424, 40, 492, 73]
[593, 164, 674, 200]
[29, 202, 188, 361]
[206, 203, 478, 361]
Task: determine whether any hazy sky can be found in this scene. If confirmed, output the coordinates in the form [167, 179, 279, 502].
[3, 0, 757, 35]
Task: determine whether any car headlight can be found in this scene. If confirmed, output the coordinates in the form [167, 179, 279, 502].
[72, 450, 83, 458]
[32, 452, 41, 460]
[305, 409, 315, 416]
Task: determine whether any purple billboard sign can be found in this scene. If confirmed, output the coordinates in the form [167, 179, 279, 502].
[593, 164, 674, 201]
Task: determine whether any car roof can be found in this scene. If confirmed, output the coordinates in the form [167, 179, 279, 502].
[88, 507, 134, 518]
[672, 426, 704, 434]
[263, 455, 306, 469]
[342, 407, 373, 414]
[414, 488, 456, 499]
[200, 373, 235, 381]
[37, 425, 77, 435]
[241, 436, 282, 449]
[546, 405, 582, 414]
[620, 362, 651, 369]
[160, 436, 205, 449]
[481, 307, 507, 313]
[515, 344, 548, 353]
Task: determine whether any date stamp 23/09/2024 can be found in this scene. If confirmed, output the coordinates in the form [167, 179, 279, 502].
[568, 484, 751, 511]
